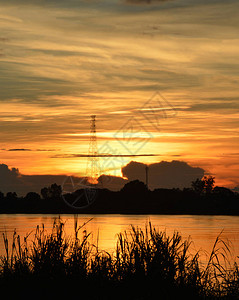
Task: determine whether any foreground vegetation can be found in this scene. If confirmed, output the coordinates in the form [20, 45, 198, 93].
[0, 218, 239, 299]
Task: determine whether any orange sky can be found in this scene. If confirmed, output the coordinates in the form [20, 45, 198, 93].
[0, 0, 239, 189]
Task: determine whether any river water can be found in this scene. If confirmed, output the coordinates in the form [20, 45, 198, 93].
[0, 214, 239, 265]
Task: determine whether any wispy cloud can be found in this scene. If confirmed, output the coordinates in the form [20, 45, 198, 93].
[52, 153, 158, 158]
[7, 148, 60, 152]
[0, 0, 239, 187]
[124, 0, 171, 4]
[8, 148, 31, 151]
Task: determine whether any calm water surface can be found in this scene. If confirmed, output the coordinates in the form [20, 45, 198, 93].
[0, 214, 239, 263]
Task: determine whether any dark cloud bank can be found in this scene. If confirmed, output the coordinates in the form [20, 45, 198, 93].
[0, 160, 204, 196]
[122, 160, 204, 189]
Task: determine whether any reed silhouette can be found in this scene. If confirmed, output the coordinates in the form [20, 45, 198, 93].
[0, 218, 238, 299]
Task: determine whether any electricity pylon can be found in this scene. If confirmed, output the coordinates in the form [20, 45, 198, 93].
[86, 115, 99, 184]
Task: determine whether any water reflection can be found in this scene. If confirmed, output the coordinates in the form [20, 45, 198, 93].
[0, 214, 239, 264]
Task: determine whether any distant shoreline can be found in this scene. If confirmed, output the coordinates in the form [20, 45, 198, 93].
[1, 181, 239, 216]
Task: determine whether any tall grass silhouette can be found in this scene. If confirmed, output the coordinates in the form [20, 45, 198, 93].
[0, 217, 238, 299]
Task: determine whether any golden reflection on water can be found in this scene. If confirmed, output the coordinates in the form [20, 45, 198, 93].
[0, 214, 239, 265]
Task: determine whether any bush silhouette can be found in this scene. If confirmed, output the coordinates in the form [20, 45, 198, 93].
[121, 180, 148, 194]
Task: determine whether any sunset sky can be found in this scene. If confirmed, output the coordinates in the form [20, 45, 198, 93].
[0, 0, 239, 189]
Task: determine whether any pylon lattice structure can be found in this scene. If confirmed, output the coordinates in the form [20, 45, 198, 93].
[86, 115, 99, 184]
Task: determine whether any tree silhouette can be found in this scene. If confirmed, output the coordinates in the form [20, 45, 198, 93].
[41, 187, 48, 199]
[25, 192, 41, 202]
[121, 180, 148, 194]
[213, 186, 234, 198]
[6, 192, 17, 200]
[41, 184, 62, 199]
[49, 183, 62, 198]
[191, 176, 215, 195]
[191, 178, 205, 195]
[204, 175, 215, 194]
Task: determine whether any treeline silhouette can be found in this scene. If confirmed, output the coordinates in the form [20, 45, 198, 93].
[0, 176, 239, 215]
